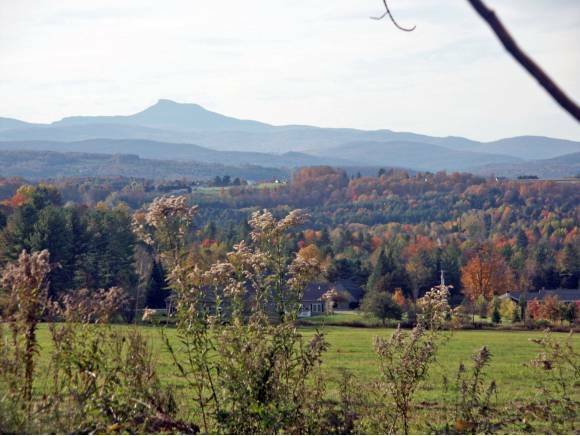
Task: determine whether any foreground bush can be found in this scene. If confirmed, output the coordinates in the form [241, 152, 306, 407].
[0, 250, 194, 434]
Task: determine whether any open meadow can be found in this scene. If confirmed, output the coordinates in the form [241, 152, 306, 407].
[32, 323, 578, 405]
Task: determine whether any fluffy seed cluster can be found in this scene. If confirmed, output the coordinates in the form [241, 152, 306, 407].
[53, 287, 127, 324]
[1, 249, 51, 295]
[145, 196, 198, 228]
[249, 209, 307, 242]
[417, 285, 451, 330]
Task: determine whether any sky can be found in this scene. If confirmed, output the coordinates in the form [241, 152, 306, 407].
[0, 0, 579, 142]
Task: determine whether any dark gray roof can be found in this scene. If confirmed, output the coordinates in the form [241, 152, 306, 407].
[506, 289, 580, 303]
[303, 280, 364, 302]
[303, 282, 337, 301]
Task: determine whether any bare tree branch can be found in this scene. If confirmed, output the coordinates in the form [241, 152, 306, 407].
[467, 0, 579, 122]
[371, 0, 416, 32]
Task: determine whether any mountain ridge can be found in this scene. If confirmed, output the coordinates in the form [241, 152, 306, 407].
[1, 99, 579, 174]
[0, 149, 288, 181]
[0, 138, 356, 168]
[53, 99, 275, 133]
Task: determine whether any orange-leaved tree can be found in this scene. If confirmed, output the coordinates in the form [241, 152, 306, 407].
[461, 244, 513, 302]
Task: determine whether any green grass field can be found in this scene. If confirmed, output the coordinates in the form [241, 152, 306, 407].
[32, 323, 578, 405]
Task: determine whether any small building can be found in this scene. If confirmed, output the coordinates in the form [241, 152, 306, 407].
[501, 288, 580, 304]
[163, 279, 365, 319]
[300, 279, 364, 317]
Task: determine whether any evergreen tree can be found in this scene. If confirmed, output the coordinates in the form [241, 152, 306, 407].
[367, 247, 407, 293]
[145, 260, 169, 308]
[511, 304, 522, 323]
[28, 185, 62, 210]
[491, 303, 501, 324]
[361, 290, 402, 326]
[204, 221, 217, 240]
[0, 210, 6, 230]
[28, 205, 74, 297]
[562, 303, 576, 324]
[237, 220, 251, 242]
[0, 203, 38, 263]
[515, 229, 528, 249]
[439, 244, 462, 295]
[559, 243, 579, 288]
[319, 227, 331, 246]
[81, 207, 137, 292]
[367, 249, 387, 292]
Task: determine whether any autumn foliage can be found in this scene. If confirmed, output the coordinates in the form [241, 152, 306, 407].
[461, 244, 513, 301]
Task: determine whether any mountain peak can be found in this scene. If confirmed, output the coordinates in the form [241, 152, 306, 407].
[151, 99, 201, 109]
[156, 98, 177, 105]
[52, 99, 273, 133]
[131, 99, 271, 132]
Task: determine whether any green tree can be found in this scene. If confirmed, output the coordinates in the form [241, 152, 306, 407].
[28, 206, 73, 298]
[515, 229, 528, 249]
[27, 185, 62, 210]
[558, 243, 579, 289]
[0, 210, 6, 230]
[491, 303, 501, 324]
[80, 207, 137, 293]
[145, 260, 168, 308]
[560, 303, 576, 324]
[367, 247, 407, 294]
[361, 290, 402, 326]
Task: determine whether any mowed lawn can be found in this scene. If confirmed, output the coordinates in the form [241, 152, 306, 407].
[32, 324, 578, 404]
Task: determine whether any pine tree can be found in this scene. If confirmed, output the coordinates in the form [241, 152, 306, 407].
[559, 243, 579, 288]
[0, 210, 6, 230]
[28, 205, 73, 298]
[0, 204, 37, 263]
[367, 247, 407, 294]
[145, 260, 169, 308]
[204, 221, 217, 240]
[367, 249, 387, 292]
[515, 229, 528, 249]
[491, 303, 501, 324]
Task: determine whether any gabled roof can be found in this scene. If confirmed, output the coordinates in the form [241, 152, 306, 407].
[303, 282, 340, 301]
[303, 280, 365, 302]
[505, 289, 580, 303]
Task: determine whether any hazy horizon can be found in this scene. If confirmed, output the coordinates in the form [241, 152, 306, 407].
[1, 0, 579, 142]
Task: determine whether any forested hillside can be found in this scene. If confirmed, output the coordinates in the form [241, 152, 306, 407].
[0, 149, 287, 181]
[1, 167, 578, 310]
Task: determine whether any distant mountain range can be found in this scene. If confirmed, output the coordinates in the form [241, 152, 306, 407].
[1, 99, 579, 178]
[0, 139, 353, 168]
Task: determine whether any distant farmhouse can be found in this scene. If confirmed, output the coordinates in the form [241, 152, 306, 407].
[160, 279, 365, 320]
[501, 288, 580, 304]
[300, 279, 364, 317]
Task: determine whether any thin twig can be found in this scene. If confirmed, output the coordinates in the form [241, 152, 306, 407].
[467, 0, 580, 122]
[371, 0, 416, 32]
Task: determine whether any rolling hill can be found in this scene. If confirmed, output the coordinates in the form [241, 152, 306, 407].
[0, 117, 36, 131]
[470, 152, 580, 179]
[0, 139, 354, 168]
[1, 99, 579, 176]
[309, 141, 523, 172]
[447, 136, 580, 160]
[0, 150, 287, 181]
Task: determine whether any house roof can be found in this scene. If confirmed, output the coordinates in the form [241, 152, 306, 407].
[303, 282, 339, 301]
[303, 280, 364, 302]
[165, 279, 365, 305]
[504, 289, 580, 303]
